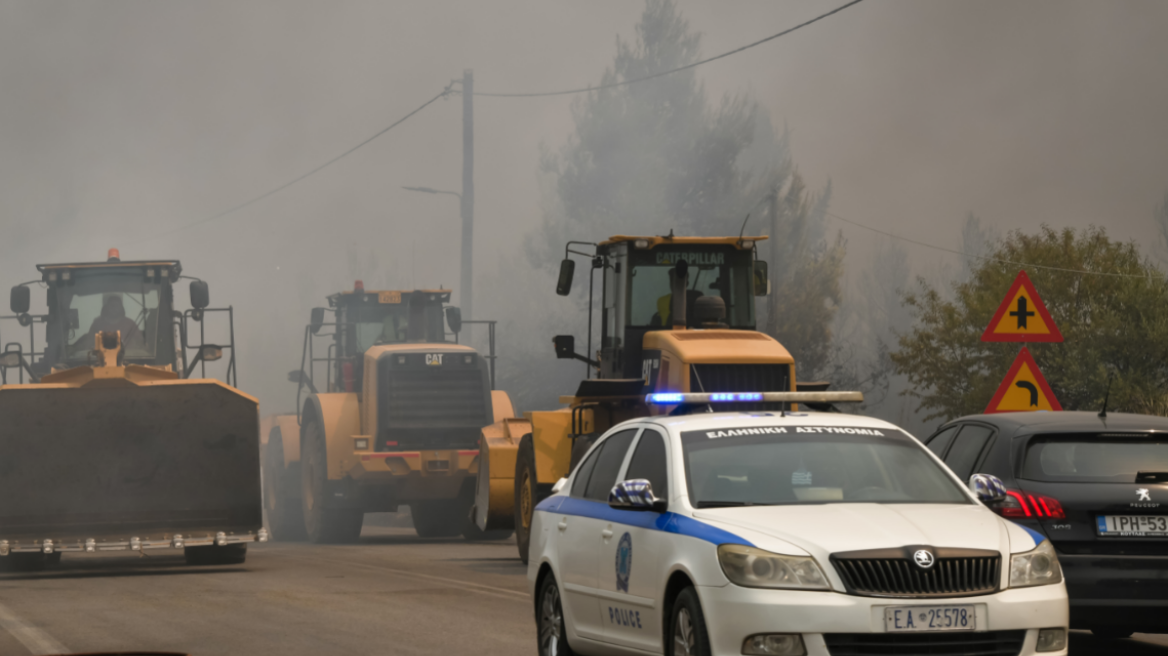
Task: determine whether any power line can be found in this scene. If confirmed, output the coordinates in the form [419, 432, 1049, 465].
[127, 84, 455, 246]
[823, 210, 1155, 280]
[473, 0, 866, 98]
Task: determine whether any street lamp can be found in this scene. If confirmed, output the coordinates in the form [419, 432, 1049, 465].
[402, 185, 470, 320]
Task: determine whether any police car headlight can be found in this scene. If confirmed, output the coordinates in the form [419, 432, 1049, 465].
[717, 544, 830, 590]
[1009, 539, 1062, 588]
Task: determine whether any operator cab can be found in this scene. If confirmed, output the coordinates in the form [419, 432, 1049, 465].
[557, 235, 770, 380]
[311, 285, 463, 394]
[4, 250, 228, 382]
[326, 286, 454, 358]
[598, 236, 765, 379]
[39, 261, 179, 370]
[554, 235, 803, 414]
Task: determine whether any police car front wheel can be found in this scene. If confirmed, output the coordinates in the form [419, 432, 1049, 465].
[537, 573, 573, 656]
[670, 588, 710, 656]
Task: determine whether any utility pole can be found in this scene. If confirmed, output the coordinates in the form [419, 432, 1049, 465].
[460, 69, 475, 321]
[767, 187, 780, 337]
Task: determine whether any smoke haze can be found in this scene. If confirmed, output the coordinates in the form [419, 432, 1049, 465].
[1, 1, 1165, 428]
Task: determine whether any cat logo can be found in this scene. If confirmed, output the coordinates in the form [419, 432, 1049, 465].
[642, 358, 660, 386]
[425, 354, 444, 366]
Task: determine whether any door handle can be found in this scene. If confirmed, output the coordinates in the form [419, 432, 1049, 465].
[601, 528, 614, 539]
[558, 518, 568, 531]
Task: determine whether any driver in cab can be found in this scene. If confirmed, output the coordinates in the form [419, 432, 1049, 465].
[85, 295, 144, 350]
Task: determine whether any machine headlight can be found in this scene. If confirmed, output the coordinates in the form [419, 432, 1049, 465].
[717, 544, 830, 590]
[1009, 539, 1062, 588]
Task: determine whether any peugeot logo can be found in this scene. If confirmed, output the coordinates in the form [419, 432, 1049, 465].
[1138, 488, 1152, 502]
[913, 549, 935, 569]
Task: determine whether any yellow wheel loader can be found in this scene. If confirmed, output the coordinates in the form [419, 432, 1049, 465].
[475, 234, 843, 563]
[0, 250, 264, 569]
[261, 283, 518, 544]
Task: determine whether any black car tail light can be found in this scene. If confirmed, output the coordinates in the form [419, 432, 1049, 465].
[998, 490, 1031, 518]
[1026, 492, 1066, 519]
[996, 490, 1065, 519]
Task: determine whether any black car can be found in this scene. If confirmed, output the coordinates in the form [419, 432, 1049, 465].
[922, 411, 1168, 638]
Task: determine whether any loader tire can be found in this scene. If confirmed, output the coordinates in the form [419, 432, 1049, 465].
[515, 433, 550, 565]
[301, 418, 364, 544]
[411, 500, 463, 538]
[185, 543, 247, 566]
[263, 432, 307, 541]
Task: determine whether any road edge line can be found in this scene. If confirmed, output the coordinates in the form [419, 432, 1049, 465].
[270, 552, 529, 600]
[0, 600, 69, 656]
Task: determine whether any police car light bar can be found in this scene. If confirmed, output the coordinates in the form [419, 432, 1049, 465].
[646, 391, 863, 404]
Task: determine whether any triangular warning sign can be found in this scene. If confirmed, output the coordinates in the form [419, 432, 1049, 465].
[985, 347, 1062, 414]
[982, 271, 1063, 342]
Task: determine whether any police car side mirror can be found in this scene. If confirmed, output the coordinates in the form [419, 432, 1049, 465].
[968, 473, 1007, 505]
[609, 479, 667, 512]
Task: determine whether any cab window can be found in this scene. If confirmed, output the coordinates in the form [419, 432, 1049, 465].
[583, 429, 638, 501]
[943, 425, 994, 481]
[627, 247, 754, 329]
[624, 429, 669, 500]
[925, 425, 959, 458]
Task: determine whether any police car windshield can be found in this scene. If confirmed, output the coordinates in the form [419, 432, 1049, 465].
[681, 425, 971, 507]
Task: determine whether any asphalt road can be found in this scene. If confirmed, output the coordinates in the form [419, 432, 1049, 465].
[0, 523, 1165, 656]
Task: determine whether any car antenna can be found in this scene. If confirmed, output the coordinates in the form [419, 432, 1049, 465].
[737, 213, 751, 242]
[1098, 372, 1115, 418]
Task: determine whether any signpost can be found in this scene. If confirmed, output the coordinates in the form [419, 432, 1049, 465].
[983, 271, 1062, 414]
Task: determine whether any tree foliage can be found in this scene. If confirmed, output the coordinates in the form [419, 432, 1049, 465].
[892, 226, 1168, 422]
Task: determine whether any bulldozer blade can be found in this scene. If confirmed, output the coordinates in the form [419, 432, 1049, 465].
[0, 382, 260, 539]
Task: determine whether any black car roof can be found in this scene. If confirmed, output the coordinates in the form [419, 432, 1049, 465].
[946, 411, 1168, 435]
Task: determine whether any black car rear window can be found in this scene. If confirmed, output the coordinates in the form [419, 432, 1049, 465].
[1021, 433, 1168, 483]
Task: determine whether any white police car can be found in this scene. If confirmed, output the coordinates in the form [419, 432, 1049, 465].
[529, 395, 1068, 656]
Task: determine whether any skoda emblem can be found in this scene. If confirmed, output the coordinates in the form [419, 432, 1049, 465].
[913, 549, 935, 569]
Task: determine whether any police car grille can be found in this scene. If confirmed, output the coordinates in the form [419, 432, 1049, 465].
[823, 630, 1025, 656]
[832, 556, 1000, 597]
[690, 364, 789, 411]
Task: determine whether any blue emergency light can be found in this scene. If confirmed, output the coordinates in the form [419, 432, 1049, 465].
[645, 391, 863, 405]
[647, 392, 763, 404]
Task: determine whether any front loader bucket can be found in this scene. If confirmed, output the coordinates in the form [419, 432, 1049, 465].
[0, 381, 260, 541]
[474, 418, 529, 531]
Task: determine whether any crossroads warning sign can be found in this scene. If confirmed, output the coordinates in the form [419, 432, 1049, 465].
[985, 347, 1062, 413]
[981, 271, 1062, 342]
